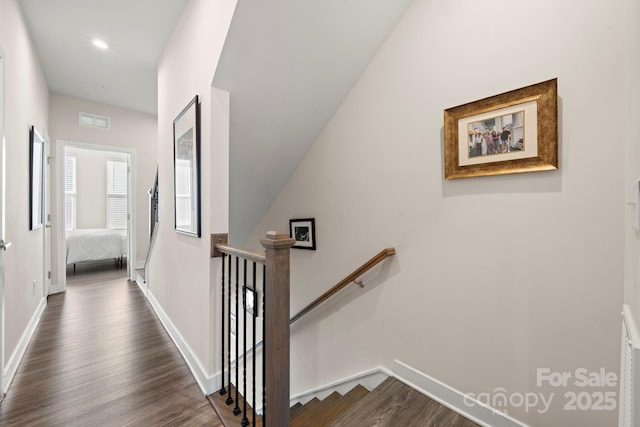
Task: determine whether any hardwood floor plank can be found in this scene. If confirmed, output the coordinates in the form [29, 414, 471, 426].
[0, 271, 222, 426]
[332, 378, 481, 427]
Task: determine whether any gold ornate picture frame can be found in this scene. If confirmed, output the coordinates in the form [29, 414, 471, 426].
[444, 79, 557, 179]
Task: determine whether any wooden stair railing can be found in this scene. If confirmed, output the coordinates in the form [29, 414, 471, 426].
[212, 232, 295, 427]
[290, 247, 395, 324]
[210, 235, 395, 427]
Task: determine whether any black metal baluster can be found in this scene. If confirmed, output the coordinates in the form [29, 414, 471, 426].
[262, 264, 266, 426]
[219, 254, 227, 396]
[226, 255, 234, 406]
[234, 257, 241, 415]
[252, 264, 258, 427]
[241, 260, 249, 427]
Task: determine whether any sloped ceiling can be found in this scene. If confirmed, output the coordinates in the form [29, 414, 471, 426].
[213, 0, 413, 245]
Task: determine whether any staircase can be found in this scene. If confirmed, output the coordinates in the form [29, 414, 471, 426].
[135, 165, 159, 287]
[209, 239, 480, 426]
[290, 384, 369, 426]
[209, 377, 481, 426]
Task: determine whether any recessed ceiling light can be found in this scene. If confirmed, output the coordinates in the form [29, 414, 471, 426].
[92, 39, 109, 50]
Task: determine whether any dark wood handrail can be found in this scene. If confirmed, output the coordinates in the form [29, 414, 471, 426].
[290, 247, 395, 324]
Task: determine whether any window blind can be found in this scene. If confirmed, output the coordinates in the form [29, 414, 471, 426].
[107, 160, 128, 229]
[64, 155, 76, 230]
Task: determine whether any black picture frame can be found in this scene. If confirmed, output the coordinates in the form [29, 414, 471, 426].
[29, 126, 44, 230]
[173, 95, 201, 237]
[243, 285, 258, 317]
[289, 218, 316, 250]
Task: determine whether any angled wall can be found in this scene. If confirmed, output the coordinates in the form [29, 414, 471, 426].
[248, 0, 628, 425]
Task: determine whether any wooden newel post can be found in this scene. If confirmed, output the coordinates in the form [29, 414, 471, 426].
[260, 231, 295, 427]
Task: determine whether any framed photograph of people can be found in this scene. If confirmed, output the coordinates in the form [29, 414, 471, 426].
[444, 79, 558, 179]
[289, 218, 316, 250]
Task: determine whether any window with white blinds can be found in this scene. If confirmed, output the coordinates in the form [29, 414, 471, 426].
[107, 160, 128, 229]
[174, 159, 192, 228]
[64, 155, 76, 230]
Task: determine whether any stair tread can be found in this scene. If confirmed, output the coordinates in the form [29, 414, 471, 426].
[312, 385, 370, 426]
[291, 392, 341, 426]
[290, 384, 370, 427]
[289, 401, 304, 418]
[331, 378, 481, 427]
[207, 385, 263, 427]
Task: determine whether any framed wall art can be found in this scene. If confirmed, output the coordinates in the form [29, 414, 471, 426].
[444, 79, 558, 179]
[173, 95, 201, 237]
[243, 285, 258, 317]
[29, 125, 44, 230]
[289, 218, 316, 250]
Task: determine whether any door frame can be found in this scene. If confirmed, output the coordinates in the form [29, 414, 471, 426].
[0, 47, 6, 396]
[43, 136, 51, 297]
[53, 140, 136, 293]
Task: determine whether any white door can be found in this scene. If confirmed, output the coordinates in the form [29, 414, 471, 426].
[0, 50, 7, 395]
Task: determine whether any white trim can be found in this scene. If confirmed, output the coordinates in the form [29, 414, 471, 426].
[2, 297, 46, 394]
[146, 290, 218, 394]
[620, 305, 640, 427]
[0, 47, 6, 396]
[134, 272, 147, 296]
[49, 283, 64, 295]
[623, 305, 640, 350]
[55, 141, 66, 291]
[290, 366, 391, 406]
[392, 360, 528, 427]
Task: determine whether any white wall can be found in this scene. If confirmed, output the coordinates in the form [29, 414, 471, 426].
[49, 94, 157, 276]
[248, 0, 627, 425]
[152, 0, 236, 385]
[0, 0, 49, 376]
[624, 0, 640, 329]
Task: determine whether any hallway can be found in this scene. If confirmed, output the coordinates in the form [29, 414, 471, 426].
[0, 265, 222, 426]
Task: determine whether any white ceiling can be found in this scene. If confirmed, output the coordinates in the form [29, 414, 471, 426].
[18, 0, 413, 244]
[18, 0, 188, 115]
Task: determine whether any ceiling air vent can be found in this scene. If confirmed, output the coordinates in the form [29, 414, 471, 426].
[79, 112, 111, 130]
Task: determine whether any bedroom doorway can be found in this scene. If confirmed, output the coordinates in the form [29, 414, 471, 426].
[55, 141, 136, 293]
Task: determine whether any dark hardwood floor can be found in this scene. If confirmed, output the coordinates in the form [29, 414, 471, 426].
[0, 265, 223, 426]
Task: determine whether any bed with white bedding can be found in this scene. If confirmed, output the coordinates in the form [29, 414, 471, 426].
[66, 228, 127, 269]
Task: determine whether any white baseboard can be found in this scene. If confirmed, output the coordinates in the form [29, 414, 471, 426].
[133, 270, 147, 296]
[290, 366, 392, 406]
[392, 360, 528, 427]
[3, 297, 47, 394]
[146, 290, 218, 395]
[135, 260, 144, 269]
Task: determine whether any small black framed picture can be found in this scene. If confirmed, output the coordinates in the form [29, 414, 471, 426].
[243, 286, 257, 317]
[289, 218, 316, 250]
